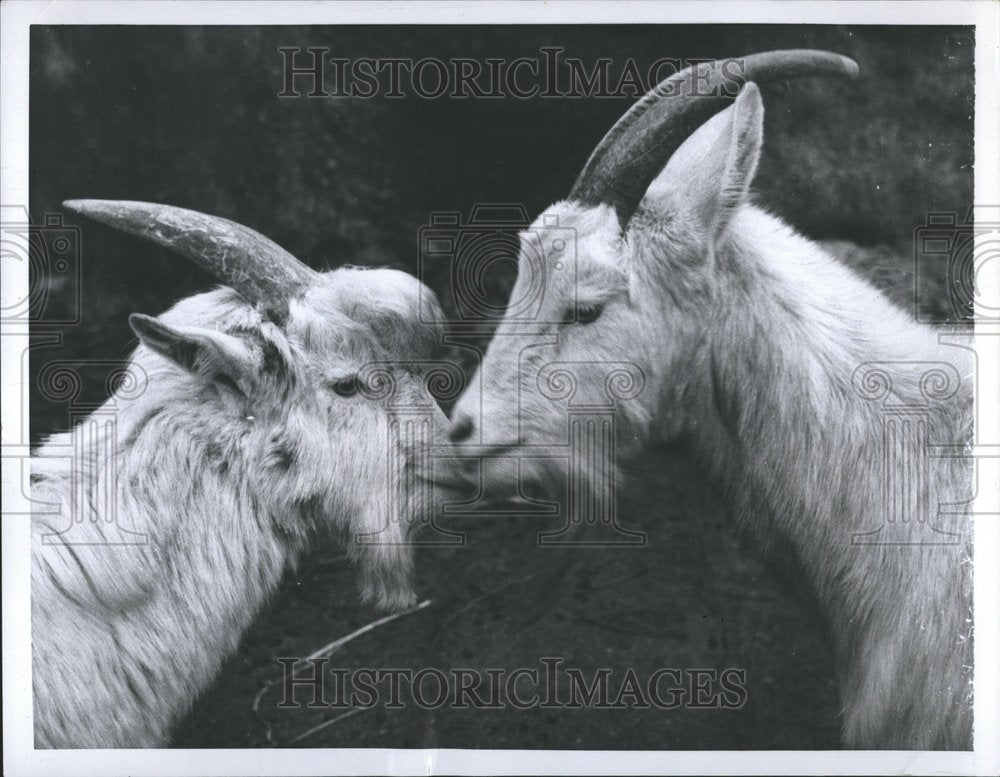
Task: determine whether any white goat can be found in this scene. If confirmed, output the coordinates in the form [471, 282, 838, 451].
[32, 201, 452, 747]
[446, 51, 974, 749]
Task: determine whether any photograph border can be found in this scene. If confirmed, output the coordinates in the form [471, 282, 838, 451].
[2, 2, 998, 775]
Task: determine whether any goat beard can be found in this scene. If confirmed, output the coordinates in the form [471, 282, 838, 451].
[340, 482, 424, 612]
[353, 539, 417, 611]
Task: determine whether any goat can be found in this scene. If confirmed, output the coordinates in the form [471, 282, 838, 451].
[444, 51, 974, 749]
[32, 201, 453, 747]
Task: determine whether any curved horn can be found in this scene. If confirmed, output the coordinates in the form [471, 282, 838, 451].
[569, 49, 859, 228]
[62, 199, 317, 324]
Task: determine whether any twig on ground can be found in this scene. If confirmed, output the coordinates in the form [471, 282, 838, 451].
[298, 599, 433, 668]
[287, 707, 366, 746]
[251, 598, 433, 744]
[442, 575, 539, 627]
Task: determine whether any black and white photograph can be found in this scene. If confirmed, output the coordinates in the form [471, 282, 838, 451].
[2, 1, 998, 775]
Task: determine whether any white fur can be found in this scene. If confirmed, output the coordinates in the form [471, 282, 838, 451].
[32, 267, 449, 747]
[449, 86, 973, 748]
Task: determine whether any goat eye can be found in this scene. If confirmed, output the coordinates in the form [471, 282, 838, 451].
[329, 376, 359, 397]
[576, 304, 604, 324]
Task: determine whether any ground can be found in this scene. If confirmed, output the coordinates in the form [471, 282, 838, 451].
[171, 448, 840, 748]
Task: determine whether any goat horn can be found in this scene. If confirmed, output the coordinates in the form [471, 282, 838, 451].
[62, 199, 317, 324]
[569, 49, 859, 229]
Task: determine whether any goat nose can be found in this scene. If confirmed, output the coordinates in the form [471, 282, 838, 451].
[448, 415, 475, 443]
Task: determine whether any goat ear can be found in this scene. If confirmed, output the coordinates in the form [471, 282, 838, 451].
[128, 313, 258, 396]
[640, 83, 764, 245]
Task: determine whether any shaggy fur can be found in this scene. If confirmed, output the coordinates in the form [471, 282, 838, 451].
[448, 85, 973, 748]
[32, 267, 451, 748]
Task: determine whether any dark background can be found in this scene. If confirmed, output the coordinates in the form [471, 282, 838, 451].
[29, 25, 973, 748]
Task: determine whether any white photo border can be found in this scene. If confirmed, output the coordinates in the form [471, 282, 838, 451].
[2, 2, 997, 775]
